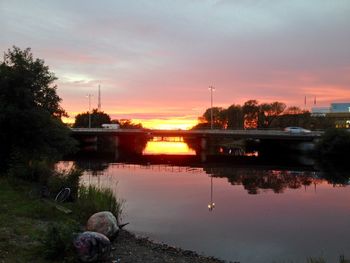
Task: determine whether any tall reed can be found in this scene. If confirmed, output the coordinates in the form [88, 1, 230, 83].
[76, 185, 123, 223]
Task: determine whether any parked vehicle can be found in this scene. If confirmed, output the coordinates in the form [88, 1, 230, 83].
[284, 127, 311, 133]
[101, 123, 120, 129]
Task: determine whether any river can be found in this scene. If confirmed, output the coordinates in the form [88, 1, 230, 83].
[60, 140, 350, 263]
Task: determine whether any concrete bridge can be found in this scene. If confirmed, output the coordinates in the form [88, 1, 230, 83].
[70, 128, 324, 157]
[71, 128, 322, 141]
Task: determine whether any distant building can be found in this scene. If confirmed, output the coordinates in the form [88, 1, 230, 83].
[330, 103, 350, 128]
[312, 103, 350, 128]
[311, 107, 330, 117]
[330, 103, 350, 113]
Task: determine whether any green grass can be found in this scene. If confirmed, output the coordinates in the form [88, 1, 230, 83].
[0, 177, 71, 262]
[0, 175, 122, 262]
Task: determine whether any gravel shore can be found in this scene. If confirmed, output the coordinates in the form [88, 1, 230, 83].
[110, 230, 231, 263]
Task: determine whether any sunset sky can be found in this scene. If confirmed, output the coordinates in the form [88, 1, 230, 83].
[1, 0, 350, 129]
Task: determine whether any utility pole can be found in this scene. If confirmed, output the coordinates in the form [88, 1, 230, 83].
[209, 86, 215, 129]
[87, 94, 93, 128]
[98, 85, 101, 111]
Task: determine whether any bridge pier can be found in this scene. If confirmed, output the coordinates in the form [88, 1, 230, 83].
[114, 135, 119, 147]
[81, 136, 98, 151]
[200, 138, 207, 150]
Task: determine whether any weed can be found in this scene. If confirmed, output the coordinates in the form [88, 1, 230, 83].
[47, 168, 82, 201]
[39, 221, 80, 261]
[307, 257, 326, 263]
[77, 185, 123, 223]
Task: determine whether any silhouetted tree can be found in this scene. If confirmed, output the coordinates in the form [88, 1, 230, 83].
[284, 106, 304, 115]
[259, 102, 286, 128]
[0, 46, 76, 176]
[243, 100, 259, 129]
[201, 107, 227, 128]
[117, 119, 143, 129]
[270, 112, 311, 128]
[191, 122, 211, 130]
[226, 104, 244, 129]
[73, 109, 111, 128]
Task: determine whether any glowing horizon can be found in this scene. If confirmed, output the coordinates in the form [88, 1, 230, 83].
[62, 114, 199, 130]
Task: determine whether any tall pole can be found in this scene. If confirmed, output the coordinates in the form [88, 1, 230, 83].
[87, 94, 93, 128]
[98, 85, 101, 111]
[209, 86, 215, 129]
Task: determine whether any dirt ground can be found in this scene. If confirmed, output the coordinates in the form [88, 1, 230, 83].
[110, 230, 233, 263]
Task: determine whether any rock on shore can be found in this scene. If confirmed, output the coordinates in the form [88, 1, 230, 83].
[86, 211, 118, 239]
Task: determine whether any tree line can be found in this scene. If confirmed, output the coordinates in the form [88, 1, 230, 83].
[194, 99, 333, 130]
[73, 110, 142, 129]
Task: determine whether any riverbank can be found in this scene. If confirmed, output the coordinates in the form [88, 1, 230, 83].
[112, 230, 225, 263]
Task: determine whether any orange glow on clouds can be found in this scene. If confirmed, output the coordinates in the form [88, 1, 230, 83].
[143, 141, 195, 155]
[63, 112, 199, 130]
[301, 85, 350, 104]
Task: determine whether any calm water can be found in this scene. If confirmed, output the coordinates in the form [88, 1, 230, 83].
[60, 142, 350, 263]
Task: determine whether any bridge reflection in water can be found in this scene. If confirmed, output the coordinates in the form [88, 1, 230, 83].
[143, 137, 196, 155]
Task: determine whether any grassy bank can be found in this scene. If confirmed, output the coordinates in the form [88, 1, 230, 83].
[0, 176, 64, 262]
[0, 175, 121, 262]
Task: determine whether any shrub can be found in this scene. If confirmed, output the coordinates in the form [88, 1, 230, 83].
[76, 185, 123, 223]
[315, 128, 350, 160]
[40, 221, 80, 261]
[47, 168, 82, 201]
[7, 151, 53, 181]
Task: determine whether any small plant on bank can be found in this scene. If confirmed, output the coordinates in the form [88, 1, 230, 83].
[47, 168, 82, 201]
[39, 221, 80, 262]
[77, 185, 123, 223]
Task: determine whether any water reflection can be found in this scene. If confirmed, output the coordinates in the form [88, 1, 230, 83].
[143, 140, 196, 155]
[207, 176, 215, 211]
[207, 167, 320, 194]
[60, 146, 350, 263]
[69, 150, 350, 194]
[62, 139, 350, 263]
[63, 157, 350, 263]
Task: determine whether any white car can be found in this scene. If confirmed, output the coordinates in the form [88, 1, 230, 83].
[284, 127, 311, 133]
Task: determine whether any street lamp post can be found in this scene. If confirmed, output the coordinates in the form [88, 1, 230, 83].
[87, 94, 93, 128]
[209, 86, 215, 129]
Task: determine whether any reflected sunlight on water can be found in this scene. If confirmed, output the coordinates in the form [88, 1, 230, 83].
[143, 139, 195, 155]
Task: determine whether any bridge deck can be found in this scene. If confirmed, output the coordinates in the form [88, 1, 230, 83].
[71, 128, 322, 140]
